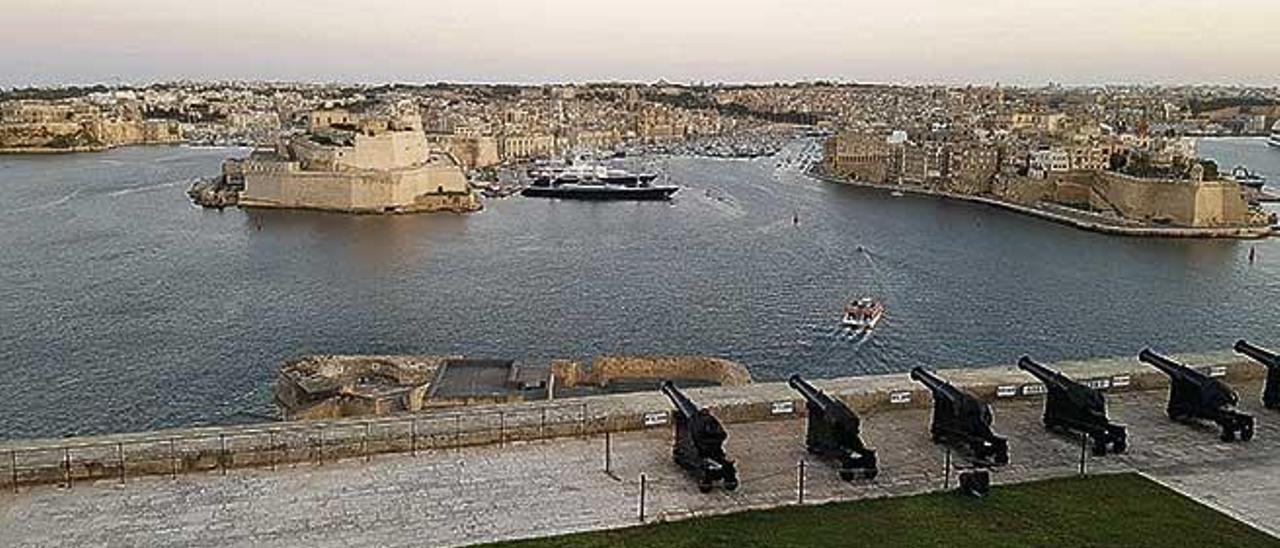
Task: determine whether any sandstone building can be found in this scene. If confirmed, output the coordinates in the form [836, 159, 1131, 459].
[233, 109, 480, 214]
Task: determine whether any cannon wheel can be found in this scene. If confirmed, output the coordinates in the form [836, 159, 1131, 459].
[723, 478, 739, 491]
[1240, 425, 1255, 442]
[1091, 440, 1108, 457]
[863, 468, 879, 480]
[697, 479, 714, 493]
[1112, 439, 1127, 454]
[1220, 428, 1237, 443]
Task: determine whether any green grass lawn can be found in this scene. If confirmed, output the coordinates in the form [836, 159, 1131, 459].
[484, 473, 1277, 548]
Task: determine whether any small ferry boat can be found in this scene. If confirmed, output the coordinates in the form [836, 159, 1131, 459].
[1269, 121, 1280, 149]
[842, 297, 884, 330]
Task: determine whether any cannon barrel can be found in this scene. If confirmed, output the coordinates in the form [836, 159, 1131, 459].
[910, 366, 959, 396]
[660, 381, 701, 418]
[1138, 348, 1192, 378]
[1017, 356, 1068, 388]
[1235, 340, 1279, 368]
[788, 374, 836, 410]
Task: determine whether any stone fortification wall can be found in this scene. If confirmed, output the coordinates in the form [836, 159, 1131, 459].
[239, 161, 477, 213]
[1, 350, 1264, 489]
[578, 356, 753, 387]
[291, 131, 432, 172]
[0, 119, 181, 151]
[1092, 172, 1249, 227]
[89, 120, 183, 147]
[995, 171, 1256, 228]
[0, 122, 91, 149]
[341, 131, 430, 171]
[428, 134, 501, 169]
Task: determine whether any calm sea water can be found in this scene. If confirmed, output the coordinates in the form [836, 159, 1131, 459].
[1, 138, 1277, 440]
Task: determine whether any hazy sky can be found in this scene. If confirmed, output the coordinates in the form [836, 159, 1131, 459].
[3, 0, 1278, 86]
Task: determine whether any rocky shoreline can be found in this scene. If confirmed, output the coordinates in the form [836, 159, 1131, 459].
[0, 145, 112, 154]
[186, 177, 240, 209]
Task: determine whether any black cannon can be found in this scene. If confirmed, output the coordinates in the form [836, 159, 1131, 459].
[1018, 356, 1127, 455]
[788, 375, 878, 480]
[1234, 340, 1280, 409]
[659, 381, 739, 492]
[909, 367, 1009, 465]
[1139, 349, 1254, 442]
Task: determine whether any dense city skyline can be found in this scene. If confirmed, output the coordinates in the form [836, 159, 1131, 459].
[4, 0, 1280, 87]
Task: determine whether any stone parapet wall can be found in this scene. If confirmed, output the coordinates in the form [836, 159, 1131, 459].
[571, 356, 752, 387]
[0, 350, 1265, 488]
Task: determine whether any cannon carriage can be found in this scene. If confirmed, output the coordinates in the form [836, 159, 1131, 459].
[659, 381, 739, 492]
[909, 367, 1009, 465]
[787, 375, 878, 480]
[1234, 340, 1280, 409]
[1017, 356, 1127, 455]
[1139, 349, 1254, 442]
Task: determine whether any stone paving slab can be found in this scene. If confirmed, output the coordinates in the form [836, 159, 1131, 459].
[1, 384, 1277, 547]
[1142, 455, 1280, 539]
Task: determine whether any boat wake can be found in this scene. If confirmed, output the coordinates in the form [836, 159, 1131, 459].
[107, 178, 191, 197]
[10, 187, 84, 213]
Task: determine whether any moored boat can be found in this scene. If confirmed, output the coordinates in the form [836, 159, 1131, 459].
[522, 159, 677, 201]
[1229, 166, 1267, 190]
[522, 182, 679, 200]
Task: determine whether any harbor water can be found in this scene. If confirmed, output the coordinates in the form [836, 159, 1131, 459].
[0, 138, 1277, 439]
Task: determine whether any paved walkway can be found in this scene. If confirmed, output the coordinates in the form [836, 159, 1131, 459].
[1, 386, 1277, 547]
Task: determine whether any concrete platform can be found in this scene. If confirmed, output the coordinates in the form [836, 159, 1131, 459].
[1, 384, 1277, 547]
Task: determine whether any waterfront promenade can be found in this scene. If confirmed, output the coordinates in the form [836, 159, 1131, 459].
[2, 370, 1277, 546]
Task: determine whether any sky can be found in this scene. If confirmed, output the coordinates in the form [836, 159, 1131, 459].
[2, 0, 1279, 87]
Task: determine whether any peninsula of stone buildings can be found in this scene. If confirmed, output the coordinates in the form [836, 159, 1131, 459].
[821, 128, 1275, 238]
[0, 96, 182, 153]
[197, 108, 480, 214]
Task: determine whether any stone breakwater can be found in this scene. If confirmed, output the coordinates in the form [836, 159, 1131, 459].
[0, 350, 1264, 490]
[812, 171, 1275, 239]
